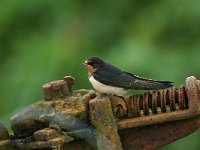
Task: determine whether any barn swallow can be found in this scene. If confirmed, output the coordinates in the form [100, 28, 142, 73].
[82, 56, 173, 95]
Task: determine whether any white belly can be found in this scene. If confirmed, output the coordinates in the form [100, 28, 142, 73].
[89, 76, 126, 95]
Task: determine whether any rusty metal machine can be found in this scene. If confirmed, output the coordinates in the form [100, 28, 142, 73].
[0, 76, 200, 150]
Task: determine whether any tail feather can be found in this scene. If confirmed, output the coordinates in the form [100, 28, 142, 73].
[132, 79, 173, 90]
[124, 72, 173, 90]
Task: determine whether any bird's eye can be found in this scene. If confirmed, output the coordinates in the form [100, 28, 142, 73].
[88, 62, 95, 66]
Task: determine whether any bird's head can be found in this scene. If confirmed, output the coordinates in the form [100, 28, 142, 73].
[82, 56, 104, 74]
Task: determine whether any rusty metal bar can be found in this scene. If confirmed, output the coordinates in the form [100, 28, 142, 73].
[118, 76, 200, 129]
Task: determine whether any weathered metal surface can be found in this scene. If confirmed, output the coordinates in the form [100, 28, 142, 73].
[89, 95, 123, 150]
[11, 89, 95, 138]
[13, 127, 75, 150]
[119, 116, 200, 150]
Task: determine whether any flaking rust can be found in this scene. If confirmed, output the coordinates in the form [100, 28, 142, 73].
[118, 76, 200, 129]
[0, 76, 200, 150]
[118, 76, 200, 149]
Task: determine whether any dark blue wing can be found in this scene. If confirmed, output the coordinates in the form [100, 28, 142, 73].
[92, 63, 134, 89]
[93, 62, 173, 90]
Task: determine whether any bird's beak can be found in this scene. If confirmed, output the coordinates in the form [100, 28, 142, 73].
[82, 63, 86, 66]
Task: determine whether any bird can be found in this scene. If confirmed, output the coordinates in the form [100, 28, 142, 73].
[82, 56, 173, 95]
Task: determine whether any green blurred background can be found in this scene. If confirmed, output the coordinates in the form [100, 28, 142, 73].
[0, 0, 200, 149]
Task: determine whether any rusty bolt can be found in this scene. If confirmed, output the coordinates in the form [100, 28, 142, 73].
[42, 76, 75, 101]
[64, 76, 75, 93]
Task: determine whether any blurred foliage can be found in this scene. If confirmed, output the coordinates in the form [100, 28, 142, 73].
[0, 0, 200, 149]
